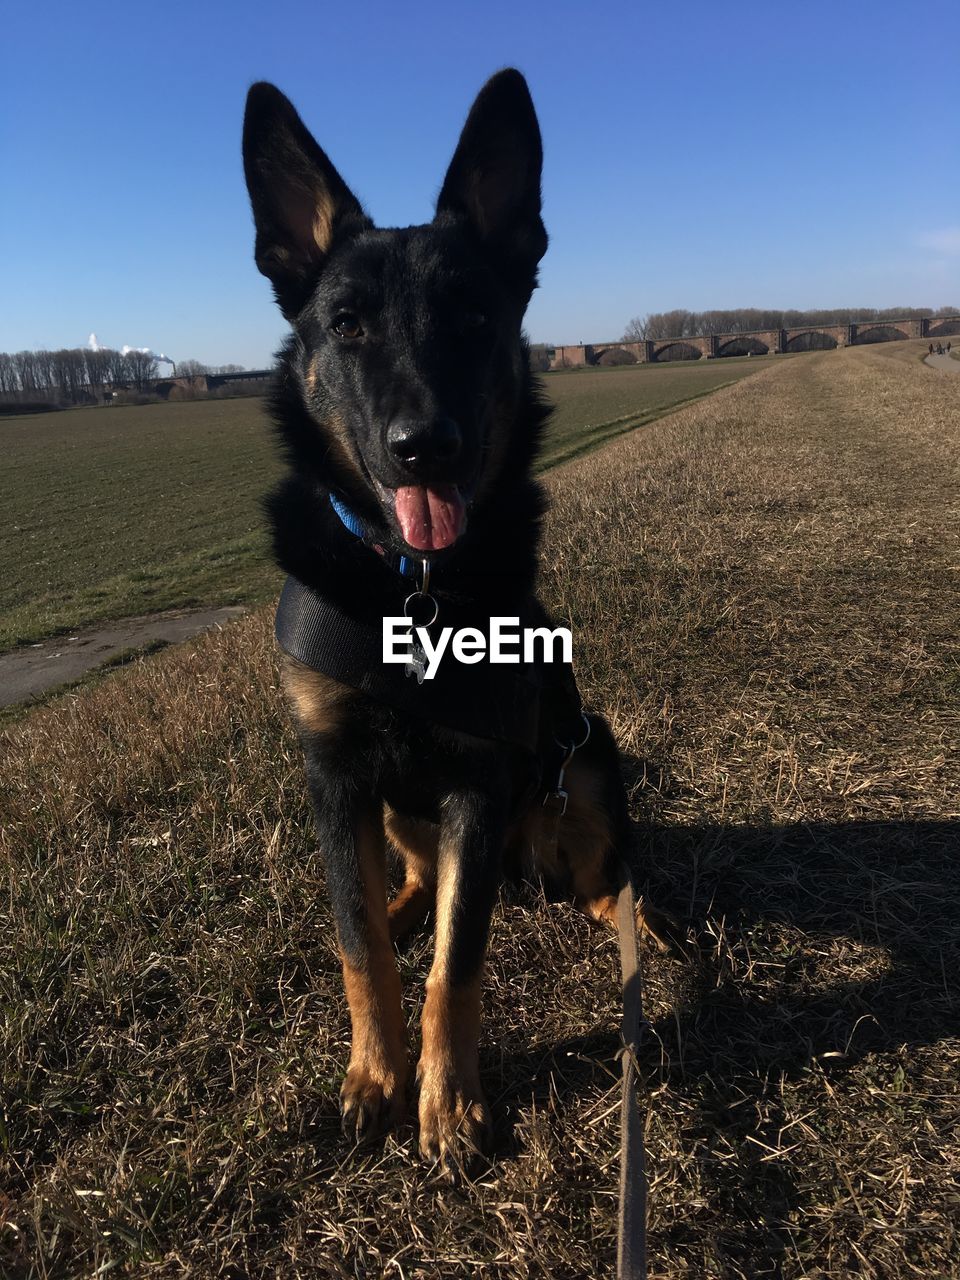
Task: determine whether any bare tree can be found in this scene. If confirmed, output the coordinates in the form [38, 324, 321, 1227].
[626, 305, 960, 342]
[32, 350, 54, 391]
[177, 359, 209, 377]
[85, 347, 113, 394]
[107, 349, 130, 385]
[50, 349, 84, 401]
[0, 352, 15, 394]
[623, 315, 650, 341]
[643, 310, 692, 339]
[13, 350, 39, 392]
[125, 349, 158, 390]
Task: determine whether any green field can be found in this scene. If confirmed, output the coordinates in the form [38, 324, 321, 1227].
[0, 359, 759, 651]
[1, 399, 282, 652]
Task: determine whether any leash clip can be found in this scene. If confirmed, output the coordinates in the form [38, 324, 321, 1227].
[542, 786, 568, 818]
[542, 713, 591, 817]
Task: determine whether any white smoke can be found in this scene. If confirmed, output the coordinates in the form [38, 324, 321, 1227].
[88, 333, 175, 369]
[121, 344, 175, 369]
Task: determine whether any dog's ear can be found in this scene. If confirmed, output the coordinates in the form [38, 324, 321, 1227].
[436, 69, 548, 286]
[243, 82, 371, 319]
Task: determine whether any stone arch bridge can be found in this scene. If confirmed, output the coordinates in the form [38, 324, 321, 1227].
[548, 315, 960, 368]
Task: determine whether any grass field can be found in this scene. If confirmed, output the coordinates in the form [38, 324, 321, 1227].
[2, 342, 958, 1277]
[0, 358, 759, 654]
[0, 398, 282, 654]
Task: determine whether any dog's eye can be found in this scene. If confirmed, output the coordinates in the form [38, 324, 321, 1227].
[464, 311, 487, 330]
[331, 313, 363, 340]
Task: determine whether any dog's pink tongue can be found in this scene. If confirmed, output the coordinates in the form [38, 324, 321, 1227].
[394, 485, 465, 551]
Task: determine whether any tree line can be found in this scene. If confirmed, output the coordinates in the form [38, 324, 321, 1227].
[623, 305, 960, 341]
[0, 348, 246, 406]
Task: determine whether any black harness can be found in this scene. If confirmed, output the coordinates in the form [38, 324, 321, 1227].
[275, 573, 545, 753]
[275, 493, 587, 787]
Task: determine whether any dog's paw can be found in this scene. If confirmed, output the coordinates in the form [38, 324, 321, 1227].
[417, 1078, 491, 1183]
[340, 1065, 406, 1143]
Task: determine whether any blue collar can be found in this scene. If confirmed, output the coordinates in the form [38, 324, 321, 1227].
[329, 492, 418, 578]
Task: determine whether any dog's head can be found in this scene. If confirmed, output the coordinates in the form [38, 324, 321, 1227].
[243, 70, 548, 559]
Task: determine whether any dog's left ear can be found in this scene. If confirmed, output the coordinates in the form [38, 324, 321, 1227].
[436, 69, 547, 288]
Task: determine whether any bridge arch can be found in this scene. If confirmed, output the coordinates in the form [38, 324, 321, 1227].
[927, 318, 960, 337]
[853, 326, 908, 344]
[718, 336, 769, 357]
[784, 331, 837, 353]
[596, 346, 637, 366]
[653, 341, 702, 362]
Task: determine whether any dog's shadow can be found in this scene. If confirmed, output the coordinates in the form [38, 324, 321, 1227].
[478, 779, 960, 1274]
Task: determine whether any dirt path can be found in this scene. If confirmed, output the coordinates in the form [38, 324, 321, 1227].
[0, 605, 248, 708]
[924, 349, 960, 372]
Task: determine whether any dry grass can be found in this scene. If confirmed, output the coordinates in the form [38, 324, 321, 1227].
[2, 345, 959, 1277]
[538, 358, 759, 469]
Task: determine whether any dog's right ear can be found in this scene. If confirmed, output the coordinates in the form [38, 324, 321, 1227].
[242, 82, 371, 319]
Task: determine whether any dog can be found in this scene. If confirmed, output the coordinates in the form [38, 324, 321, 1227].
[242, 69, 677, 1179]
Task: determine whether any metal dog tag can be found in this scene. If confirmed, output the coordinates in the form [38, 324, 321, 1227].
[402, 566, 436, 686]
[404, 634, 428, 684]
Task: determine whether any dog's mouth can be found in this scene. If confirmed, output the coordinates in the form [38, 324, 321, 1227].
[391, 483, 466, 552]
[364, 467, 471, 553]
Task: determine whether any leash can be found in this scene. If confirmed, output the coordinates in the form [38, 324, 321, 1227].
[615, 869, 647, 1280]
[539, 728, 648, 1279]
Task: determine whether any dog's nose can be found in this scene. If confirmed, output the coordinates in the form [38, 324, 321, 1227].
[386, 416, 462, 473]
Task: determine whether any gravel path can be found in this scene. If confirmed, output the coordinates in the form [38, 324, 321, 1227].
[924, 350, 960, 372]
[0, 605, 248, 708]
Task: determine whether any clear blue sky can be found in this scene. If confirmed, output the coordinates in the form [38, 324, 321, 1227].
[2, 0, 958, 367]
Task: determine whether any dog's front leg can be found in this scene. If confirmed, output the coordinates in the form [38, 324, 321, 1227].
[418, 788, 504, 1179]
[303, 755, 407, 1141]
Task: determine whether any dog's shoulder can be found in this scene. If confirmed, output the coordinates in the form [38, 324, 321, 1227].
[279, 653, 360, 737]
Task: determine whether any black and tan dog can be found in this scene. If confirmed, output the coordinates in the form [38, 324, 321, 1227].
[242, 69, 676, 1178]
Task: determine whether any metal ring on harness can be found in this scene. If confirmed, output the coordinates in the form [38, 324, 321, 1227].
[555, 711, 592, 765]
[403, 590, 439, 629]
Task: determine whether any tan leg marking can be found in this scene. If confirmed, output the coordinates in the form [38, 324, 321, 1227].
[418, 975, 487, 1176]
[339, 815, 408, 1140]
[417, 835, 490, 1177]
